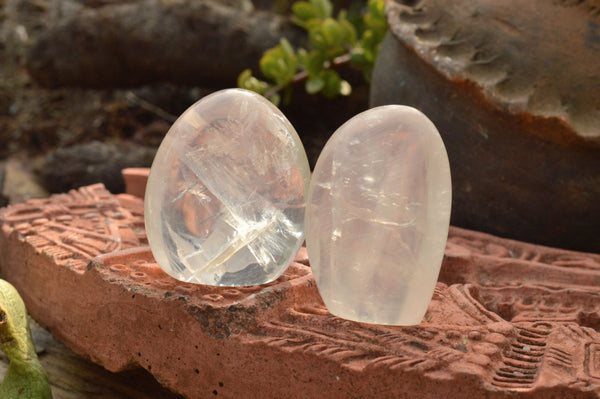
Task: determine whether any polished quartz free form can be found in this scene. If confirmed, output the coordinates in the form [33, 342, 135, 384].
[306, 105, 452, 325]
[145, 89, 310, 286]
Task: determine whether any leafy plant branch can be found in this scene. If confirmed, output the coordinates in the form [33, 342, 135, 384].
[238, 0, 388, 106]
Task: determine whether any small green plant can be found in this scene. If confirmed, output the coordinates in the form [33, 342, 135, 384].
[238, 0, 388, 105]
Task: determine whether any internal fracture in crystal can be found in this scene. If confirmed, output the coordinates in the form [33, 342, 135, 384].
[306, 105, 452, 325]
[145, 89, 310, 286]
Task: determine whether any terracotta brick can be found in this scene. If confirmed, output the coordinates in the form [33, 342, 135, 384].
[1, 183, 600, 398]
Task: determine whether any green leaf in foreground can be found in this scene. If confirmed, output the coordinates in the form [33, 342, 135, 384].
[0, 279, 52, 399]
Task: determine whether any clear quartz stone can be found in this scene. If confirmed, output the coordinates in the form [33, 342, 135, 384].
[145, 89, 310, 286]
[306, 105, 452, 325]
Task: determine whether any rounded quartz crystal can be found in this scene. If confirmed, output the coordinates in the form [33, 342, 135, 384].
[145, 89, 310, 286]
[306, 105, 451, 325]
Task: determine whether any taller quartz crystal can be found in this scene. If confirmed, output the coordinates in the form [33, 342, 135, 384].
[306, 105, 451, 325]
[145, 89, 310, 286]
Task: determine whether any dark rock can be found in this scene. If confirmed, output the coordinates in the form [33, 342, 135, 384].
[42, 140, 156, 193]
[26, 0, 305, 88]
[371, 0, 600, 252]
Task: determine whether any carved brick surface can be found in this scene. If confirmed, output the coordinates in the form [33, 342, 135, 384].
[1, 184, 600, 398]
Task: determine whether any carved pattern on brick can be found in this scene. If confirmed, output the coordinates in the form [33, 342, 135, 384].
[447, 231, 600, 271]
[1, 184, 146, 272]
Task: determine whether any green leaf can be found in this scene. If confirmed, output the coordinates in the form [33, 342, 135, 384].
[292, 1, 317, 22]
[308, 27, 327, 50]
[0, 279, 53, 399]
[301, 50, 325, 76]
[260, 57, 280, 80]
[310, 0, 332, 18]
[237, 69, 270, 94]
[305, 76, 325, 94]
[280, 37, 295, 58]
[368, 0, 385, 20]
[268, 93, 281, 107]
[321, 18, 344, 47]
[308, 21, 347, 56]
[363, 0, 388, 42]
[297, 48, 309, 67]
[259, 39, 298, 86]
[338, 14, 357, 46]
[350, 47, 368, 66]
[304, 18, 322, 31]
[237, 68, 252, 88]
[360, 30, 377, 62]
[321, 70, 342, 98]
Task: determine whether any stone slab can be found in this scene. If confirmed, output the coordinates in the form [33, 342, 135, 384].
[2, 183, 600, 398]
